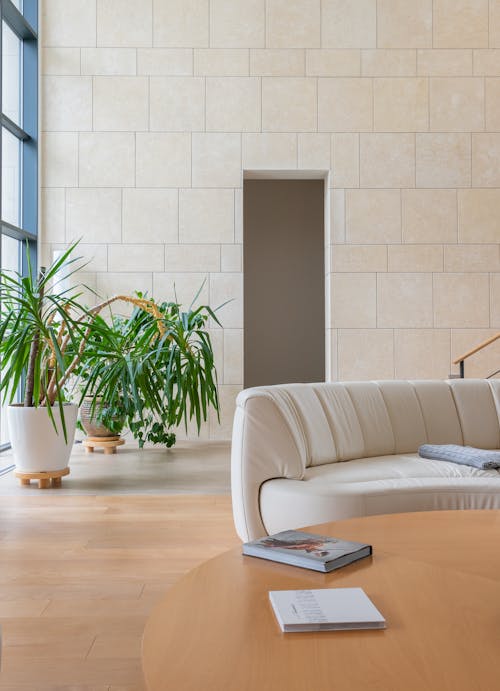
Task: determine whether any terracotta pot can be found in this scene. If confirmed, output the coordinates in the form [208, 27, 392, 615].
[8, 404, 78, 472]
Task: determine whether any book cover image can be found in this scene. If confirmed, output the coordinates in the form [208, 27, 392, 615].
[253, 530, 366, 563]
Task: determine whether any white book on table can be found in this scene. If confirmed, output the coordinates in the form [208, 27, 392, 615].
[269, 587, 386, 633]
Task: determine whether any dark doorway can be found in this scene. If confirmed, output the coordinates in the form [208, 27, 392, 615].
[243, 178, 325, 388]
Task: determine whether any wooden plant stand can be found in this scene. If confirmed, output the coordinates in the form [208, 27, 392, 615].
[82, 436, 125, 455]
[15, 467, 70, 489]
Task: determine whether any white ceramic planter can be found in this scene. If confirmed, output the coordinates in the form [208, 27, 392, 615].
[7, 404, 78, 472]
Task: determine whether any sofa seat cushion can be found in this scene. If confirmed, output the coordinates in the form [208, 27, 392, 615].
[260, 454, 500, 535]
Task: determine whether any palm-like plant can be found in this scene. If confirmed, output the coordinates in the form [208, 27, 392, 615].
[0, 242, 92, 437]
[73, 293, 220, 448]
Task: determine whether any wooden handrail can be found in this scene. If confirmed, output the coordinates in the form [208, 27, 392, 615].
[453, 332, 500, 365]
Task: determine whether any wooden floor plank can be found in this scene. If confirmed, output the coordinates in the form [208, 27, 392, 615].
[0, 494, 239, 691]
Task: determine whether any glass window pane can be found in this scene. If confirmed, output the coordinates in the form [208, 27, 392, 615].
[11, 0, 23, 11]
[0, 235, 21, 445]
[2, 21, 22, 126]
[1, 128, 21, 226]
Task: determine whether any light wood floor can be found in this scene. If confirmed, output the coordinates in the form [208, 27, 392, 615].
[0, 495, 239, 691]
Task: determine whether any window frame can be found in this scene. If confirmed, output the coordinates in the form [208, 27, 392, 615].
[0, 0, 38, 452]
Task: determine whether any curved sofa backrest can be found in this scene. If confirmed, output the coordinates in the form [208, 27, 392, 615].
[231, 379, 500, 540]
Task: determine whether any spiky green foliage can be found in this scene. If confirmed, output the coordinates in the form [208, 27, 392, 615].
[73, 293, 220, 448]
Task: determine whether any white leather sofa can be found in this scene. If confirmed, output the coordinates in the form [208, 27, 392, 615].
[231, 379, 500, 541]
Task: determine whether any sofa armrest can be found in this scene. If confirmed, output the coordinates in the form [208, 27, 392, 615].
[231, 392, 305, 541]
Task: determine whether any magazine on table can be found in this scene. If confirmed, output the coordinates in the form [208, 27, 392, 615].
[269, 587, 386, 632]
[242, 529, 372, 573]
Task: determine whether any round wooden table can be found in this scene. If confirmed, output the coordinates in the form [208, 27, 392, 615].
[142, 510, 500, 691]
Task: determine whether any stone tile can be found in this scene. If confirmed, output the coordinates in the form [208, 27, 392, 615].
[402, 190, 458, 244]
[211, 0, 265, 48]
[194, 49, 249, 76]
[377, 273, 433, 328]
[388, 245, 443, 272]
[164, 245, 221, 272]
[97, 272, 153, 302]
[451, 328, 500, 377]
[444, 245, 500, 272]
[137, 49, 193, 75]
[42, 0, 96, 47]
[458, 189, 500, 243]
[331, 245, 387, 272]
[210, 273, 243, 328]
[429, 77, 484, 131]
[266, 0, 320, 48]
[330, 189, 345, 243]
[360, 133, 415, 188]
[53, 242, 109, 272]
[79, 133, 135, 187]
[262, 77, 317, 132]
[223, 329, 243, 385]
[235, 189, 243, 243]
[209, 385, 242, 439]
[473, 50, 500, 75]
[491, 276, 500, 328]
[346, 189, 401, 244]
[433, 273, 490, 328]
[206, 78, 261, 132]
[416, 133, 471, 188]
[250, 50, 305, 76]
[331, 273, 376, 328]
[42, 47, 81, 75]
[136, 133, 191, 188]
[122, 189, 178, 244]
[417, 49, 472, 76]
[318, 78, 372, 132]
[81, 48, 137, 75]
[150, 77, 205, 132]
[485, 78, 500, 130]
[153, 0, 209, 48]
[377, 0, 432, 48]
[373, 77, 428, 131]
[42, 77, 92, 132]
[66, 188, 121, 244]
[298, 134, 331, 169]
[41, 188, 65, 243]
[331, 134, 359, 188]
[491, 0, 500, 47]
[42, 133, 78, 188]
[192, 133, 241, 188]
[153, 272, 210, 306]
[221, 245, 242, 272]
[321, 0, 376, 48]
[93, 77, 149, 131]
[242, 133, 297, 169]
[338, 329, 394, 380]
[361, 50, 416, 77]
[433, 0, 488, 48]
[472, 133, 500, 187]
[306, 50, 360, 76]
[108, 245, 164, 272]
[97, 0, 152, 48]
[179, 189, 234, 244]
[394, 329, 451, 380]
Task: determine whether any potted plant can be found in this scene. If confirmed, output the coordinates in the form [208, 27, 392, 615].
[73, 291, 221, 449]
[0, 242, 91, 472]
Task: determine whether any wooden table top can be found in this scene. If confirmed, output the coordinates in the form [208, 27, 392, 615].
[142, 510, 500, 691]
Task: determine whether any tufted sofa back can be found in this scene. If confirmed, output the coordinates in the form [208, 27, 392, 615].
[234, 379, 500, 472]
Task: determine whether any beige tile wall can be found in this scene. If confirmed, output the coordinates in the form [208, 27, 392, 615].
[41, 0, 500, 438]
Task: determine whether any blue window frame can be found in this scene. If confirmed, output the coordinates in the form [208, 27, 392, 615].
[0, 0, 38, 449]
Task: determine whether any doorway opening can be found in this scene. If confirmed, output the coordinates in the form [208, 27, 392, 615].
[243, 174, 326, 388]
